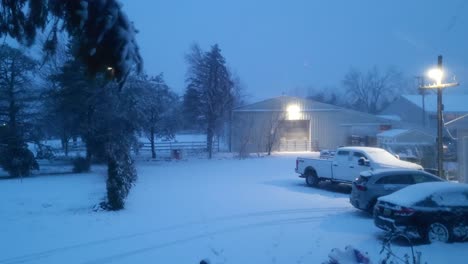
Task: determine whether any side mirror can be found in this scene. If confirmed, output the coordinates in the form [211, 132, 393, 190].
[358, 157, 370, 167]
[394, 154, 400, 160]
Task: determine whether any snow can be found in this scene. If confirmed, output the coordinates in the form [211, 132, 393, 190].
[377, 115, 402, 121]
[378, 182, 468, 207]
[1, 154, 466, 263]
[377, 129, 409, 138]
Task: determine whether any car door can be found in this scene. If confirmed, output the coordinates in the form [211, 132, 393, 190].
[350, 151, 370, 181]
[332, 150, 351, 180]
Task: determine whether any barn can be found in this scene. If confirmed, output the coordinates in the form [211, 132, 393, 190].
[231, 96, 397, 154]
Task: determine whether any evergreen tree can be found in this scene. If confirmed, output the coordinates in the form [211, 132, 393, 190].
[45, 41, 139, 210]
[0, 0, 143, 86]
[1, 1, 142, 210]
[44, 48, 88, 156]
[183, 44, 235, 159]
[0, 44, 39, 177]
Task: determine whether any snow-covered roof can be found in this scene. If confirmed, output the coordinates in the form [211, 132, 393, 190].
[376, 129, 409, 138]
[403, 94, 468, 113]
[234, 96, 341, 112]
[377, 115, 401, 121]
[378, 182, 468, 207]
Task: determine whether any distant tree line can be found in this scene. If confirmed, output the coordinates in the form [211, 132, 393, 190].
[307, 66, 409, 114]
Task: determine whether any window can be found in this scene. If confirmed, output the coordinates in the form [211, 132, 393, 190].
[412, 173, 441, 184]
[337, 151, 349, 156]
[375, 174, 413, 184]
[353, 152, 367, 159]
[431, 191, 468, 207]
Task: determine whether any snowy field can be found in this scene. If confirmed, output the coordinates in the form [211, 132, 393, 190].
[1, 153, 466, 264]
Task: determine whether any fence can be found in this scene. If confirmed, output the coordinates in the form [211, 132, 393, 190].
[140, 141, 219, 153]
[43, 140, 219, 159]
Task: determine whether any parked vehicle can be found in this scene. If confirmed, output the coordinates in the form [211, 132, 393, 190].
[295, 147, 423, 187]
[374, 182, 468, 243]
[350, 169, 443, 213]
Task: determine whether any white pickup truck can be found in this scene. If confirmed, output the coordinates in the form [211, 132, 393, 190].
[295, 146, 423, 187]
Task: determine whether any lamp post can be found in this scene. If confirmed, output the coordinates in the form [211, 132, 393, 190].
[420, 55, 459, 179]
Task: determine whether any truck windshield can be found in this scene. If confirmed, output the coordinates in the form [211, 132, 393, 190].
[366, 149, 399, 163]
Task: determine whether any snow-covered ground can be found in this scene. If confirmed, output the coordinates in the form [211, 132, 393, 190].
[0, 153, 466, 264]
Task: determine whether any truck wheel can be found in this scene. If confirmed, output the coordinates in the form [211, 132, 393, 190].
[305, 171, 319, 187]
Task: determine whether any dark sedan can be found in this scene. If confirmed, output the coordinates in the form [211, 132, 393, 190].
[374, 182, 468, 243]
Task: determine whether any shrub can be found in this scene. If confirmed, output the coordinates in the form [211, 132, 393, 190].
[0, 144, 39, 178]
[72, 157, 91, 173]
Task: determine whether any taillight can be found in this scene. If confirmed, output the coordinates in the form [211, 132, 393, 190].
[356, 184, 367, 191]
[394, 207, 415, 216]
[296, 159, 299, 170]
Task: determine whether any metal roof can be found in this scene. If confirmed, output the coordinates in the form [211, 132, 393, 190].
[403, 94, 468, 113]
[233, 96, 341, 112]
[377, 129, 409, 137]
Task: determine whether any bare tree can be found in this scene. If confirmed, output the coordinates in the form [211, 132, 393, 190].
[234, 115, 256, 159]
[127, 74, 179, 159]
[343, 66, 403, 114]
[264, 113, 285, 155]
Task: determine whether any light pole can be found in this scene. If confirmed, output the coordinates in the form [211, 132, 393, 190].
[420, 55, 459, 179]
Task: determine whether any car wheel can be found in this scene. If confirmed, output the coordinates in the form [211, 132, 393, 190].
[305, 171, 319, 187]
[426, 222, 452, 243]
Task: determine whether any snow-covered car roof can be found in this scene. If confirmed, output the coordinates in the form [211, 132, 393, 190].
[378, 182, 468, 207]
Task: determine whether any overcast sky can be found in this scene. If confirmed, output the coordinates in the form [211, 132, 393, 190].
[121, 0, 468, 101]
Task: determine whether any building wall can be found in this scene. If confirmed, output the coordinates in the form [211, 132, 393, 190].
[457, 129, 468, 183]
[231, 109, 392, 154]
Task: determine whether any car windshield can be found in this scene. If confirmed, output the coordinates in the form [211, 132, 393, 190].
[366, 149, 399, 163]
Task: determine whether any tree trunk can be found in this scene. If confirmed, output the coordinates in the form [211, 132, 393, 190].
[61, 136, 69, 157]
[150, 127, 156, 159]
[207, 126, 214, 159]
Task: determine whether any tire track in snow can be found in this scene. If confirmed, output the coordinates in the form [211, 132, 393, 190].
[81, 215, 331, 264]
[0, 207, 351, 264]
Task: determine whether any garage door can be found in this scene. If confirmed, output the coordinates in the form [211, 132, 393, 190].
[278, 120, 310, 151]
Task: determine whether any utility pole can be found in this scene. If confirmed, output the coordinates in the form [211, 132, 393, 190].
[437, 56, 444, 179]
[420, 55, 459, 179]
